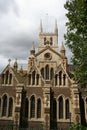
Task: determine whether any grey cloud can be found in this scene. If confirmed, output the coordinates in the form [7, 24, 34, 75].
[0, 32, 38, 60]
[0, 0, 19, 16]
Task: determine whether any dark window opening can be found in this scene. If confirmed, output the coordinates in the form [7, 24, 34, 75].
[65, 99, 69, 119]
[2, 95, 7, 117]
[30, 96, 35, 118]
[59, 96, 63, 119]
[59, 71, 62, 86]
[45, 65, 49, 80]
[41, 68, 44, 78]
[37, 99, 41, 118]
[8, 98, 13, 117]
[50, 68, 54, 80]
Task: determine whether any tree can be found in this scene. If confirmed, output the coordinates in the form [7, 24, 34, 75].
[64, 0, 87, 87]
[68, 124, 87, 130]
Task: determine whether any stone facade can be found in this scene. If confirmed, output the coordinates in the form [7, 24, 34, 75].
[0, 20, 87, 130]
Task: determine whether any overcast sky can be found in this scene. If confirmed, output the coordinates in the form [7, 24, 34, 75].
[0, 0, 72, 73]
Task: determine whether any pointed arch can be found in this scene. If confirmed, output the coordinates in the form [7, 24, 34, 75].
[32, 71, 35, 85]
[2, 94, 7, 116]
[28, 74, 31, 85]
[30, 95, 35, 118]
[63, 74, 66, 86]
[45, 65, 49, 80]
[50, 68, 54, 80]
[5, 71, 9, 84]
[65, 99, 69, 119]
[9, 74, 12, 84]
[41, 68, 44, 78]
[53, 99, 57, 119]
[50, 37, 53, 45]
[44, 37, 46, 45]
[36, 74, 39, 85]
[25, 98, 29, 118]
[59, 71, 62, 85]
[8, 97, 13, 117]
[59, 96, 63, 119]
[37, 98, 41, 118]
[55, 74, 57, 86]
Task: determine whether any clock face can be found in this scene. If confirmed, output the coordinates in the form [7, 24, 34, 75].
[44, 52, 52, 60]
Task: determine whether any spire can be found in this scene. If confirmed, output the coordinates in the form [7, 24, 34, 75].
[30, 42, 35, 55]
[61, 42, 66, 56]
[14, 59, 18, 72]
[40, 19, 43, 33]
[54, 19, 58, 34]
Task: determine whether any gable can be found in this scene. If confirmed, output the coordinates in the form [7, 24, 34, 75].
[35, 46, 65, 67]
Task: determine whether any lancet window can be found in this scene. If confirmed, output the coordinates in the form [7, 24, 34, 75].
[30, 95, 35, 118]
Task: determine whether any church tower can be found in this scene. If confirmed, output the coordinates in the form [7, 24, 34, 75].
[38, 19, 58, 52]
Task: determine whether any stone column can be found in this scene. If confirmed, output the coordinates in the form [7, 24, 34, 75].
[43, 87, 50, 130]
[14, 86, 23, 129]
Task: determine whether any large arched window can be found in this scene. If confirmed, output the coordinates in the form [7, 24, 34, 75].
[45, 65, 49, 80]
[2, 95, 7, 116]
[32, 71, 35, 85]
[30, 95, 35, 118]
[65, 99, 69, 119]
[50, 68, 54, 80]
[37, 99, 41, 118]
[59, 71, 62, 86]
[25, 98, 29, 118]
[8, 98, 13, 117]
[59, 96, 63, 119]
[41, 68, 44, 78]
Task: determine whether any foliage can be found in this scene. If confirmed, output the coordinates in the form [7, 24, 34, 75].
[64, 0, 87, 87]
[68, 123, 87, 130]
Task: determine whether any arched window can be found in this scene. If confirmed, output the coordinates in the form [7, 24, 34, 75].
[45, 65, 49, 80]
[53, 99, 57, 119]
[44, 37, 46, 45]
[2, 95, 7, 116]
[8, 98, 13, 117]
[59, 71, 62, 86]
[28, 74, 31, 85]
[9, 74, 12, 84]
[5, 71, 9, 84]
[25, 98, 29, 118]
[55, 74, 57, 86]
[65, 99, 69, 119]
[41, 68, 44, 78]
[1, 74, 4, 84]
[50, 37, 53, 45]
[36, 74, 39, 85]
[59, 96, 63, 119]
[37, 99, 41, 118]
[50, 68, 54, 80]
[30, 95, 35, 118]
[32, 71, 35, 85]
[63, 74, 66, 86]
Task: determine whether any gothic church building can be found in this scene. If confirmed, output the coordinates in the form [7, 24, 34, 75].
[0, 20, 87, 130]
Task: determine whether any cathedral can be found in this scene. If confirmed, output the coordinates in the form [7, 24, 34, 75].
[0, 20, 87, 130]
